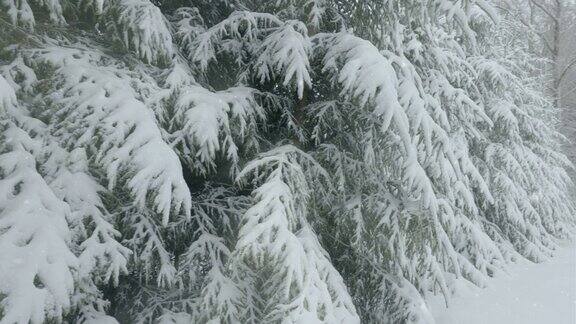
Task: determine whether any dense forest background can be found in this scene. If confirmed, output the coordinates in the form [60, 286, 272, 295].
[0, 0, 575, 323]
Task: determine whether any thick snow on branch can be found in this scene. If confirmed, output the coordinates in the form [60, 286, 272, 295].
[306, 0, 328, 28]
[168, 85, 265, 175]
[320, 32, 437, 212]
[183, 10, 282, 70]
[177, 10, 312, 97]
[104, 0, 174, 64]
[255, 20, 312, 98]
[235, 145, 359, 323]
[321, 33, 403, 126]
[1, 0, 35, 28]
[48, 147, 130, 286]
[29, 46, 191, 225]
[0, 124, 77, 324]
[1, 72, 131, 321]
[0, 74, 18, 112]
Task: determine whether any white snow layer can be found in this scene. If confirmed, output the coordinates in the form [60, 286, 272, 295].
[428, 241, 576, 324]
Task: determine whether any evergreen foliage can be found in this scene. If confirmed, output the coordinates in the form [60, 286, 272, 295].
[0, 0, 573, 323]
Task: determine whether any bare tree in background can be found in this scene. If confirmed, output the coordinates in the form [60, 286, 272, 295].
[555, 3, 576, 165]
[499, 0, 576, 162]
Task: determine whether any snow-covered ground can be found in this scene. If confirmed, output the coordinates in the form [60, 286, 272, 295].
[428, 242, 576, 324]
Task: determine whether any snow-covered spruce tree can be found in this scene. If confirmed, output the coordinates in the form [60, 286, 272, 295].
[471, 10, 576, 261]
[306, 2, 507, 322]
[0, 0, 573, 323]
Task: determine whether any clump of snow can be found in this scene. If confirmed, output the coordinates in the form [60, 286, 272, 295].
[103, 0, 174, 65]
